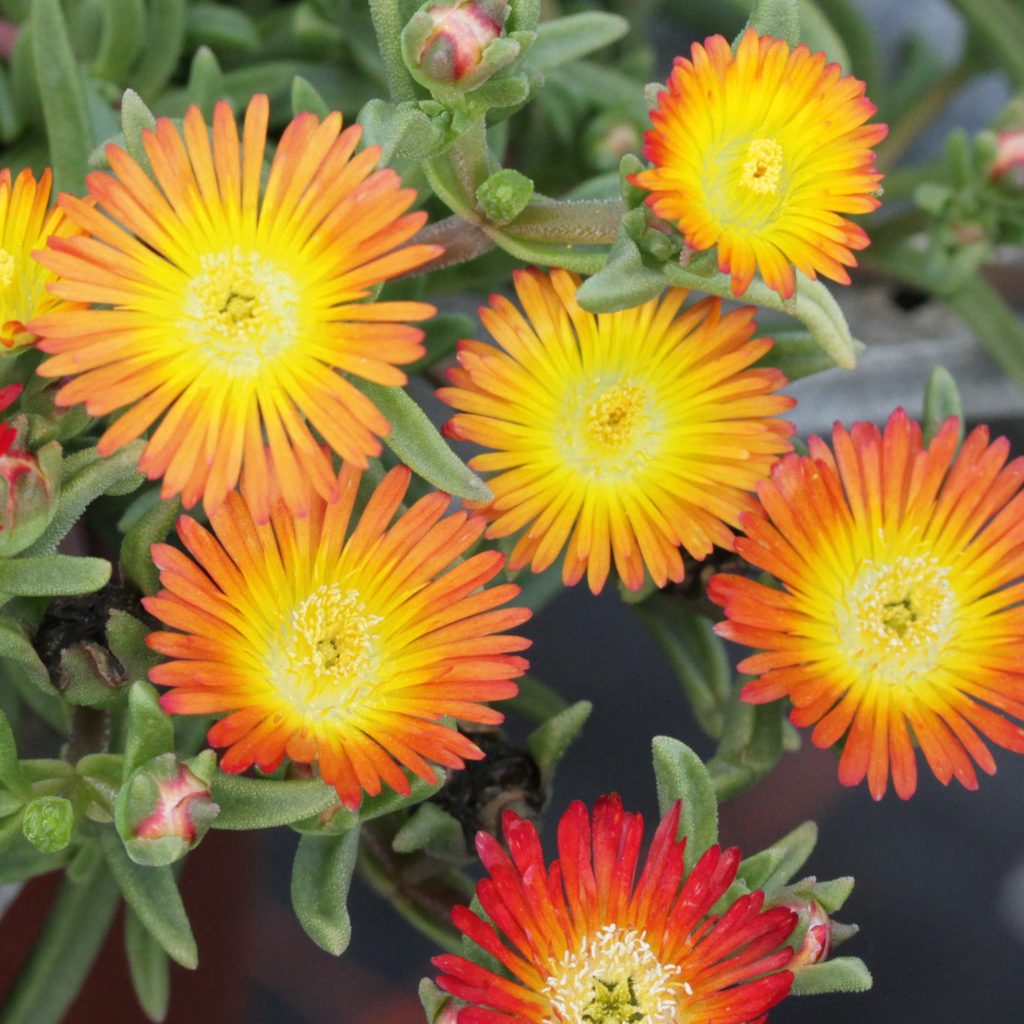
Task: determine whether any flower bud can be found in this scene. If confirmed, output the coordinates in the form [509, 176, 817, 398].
[22, 794, 75, 853]
[403, 0, 522, 93]
[992, 130, 1024, 188]
[784, 898, 834, 968]
[0, 386, 61, 557]
[115, 750, 219, 866]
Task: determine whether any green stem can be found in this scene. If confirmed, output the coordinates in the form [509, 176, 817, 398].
[0, 852, 119, 1024]
[506, 199, 624, 245]
[402, 215, 496, 276]
[665, 265, 858, 369]
[879, 65, 971, 170]
[368, 0, 418, 103]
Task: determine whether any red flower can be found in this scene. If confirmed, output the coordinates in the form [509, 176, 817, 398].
[435, 795, 797, 1023]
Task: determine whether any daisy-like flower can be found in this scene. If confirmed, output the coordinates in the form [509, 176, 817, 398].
[0, 167, 84, 348]
[144, 461, 531, 809]
[709, 410, 1024, 800]
[439, 267, 795, 594]
[632, 29, 887, 300]
[30, 94, 442, 521]
[434, 794, 797, 1024]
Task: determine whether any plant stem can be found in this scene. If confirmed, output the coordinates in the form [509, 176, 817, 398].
[506, 199, 624, 244]
[368, 0, 418, 103]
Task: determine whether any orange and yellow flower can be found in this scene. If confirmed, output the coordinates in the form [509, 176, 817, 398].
[435, 795, 798, 1024]
[144, 461, 531, 809]
[709, 410, 1024, 800]
[0, 167, 84, 348]
[439, 267, 795, 594]
[632, 29, 887, 299]
[30, 94, 441, 521]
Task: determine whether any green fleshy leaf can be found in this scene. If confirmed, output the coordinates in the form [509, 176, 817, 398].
[505, 672, 568, 723]
[23, 442, 146, 557]
[526, 700, 592, 779]
[651, 736, 718, 873]
[131, 0, 187, 100]
[92, 0, 146, 83]
[634, 595, 730, 740]
[99, 827, 197, 969]
[291, 74, 331, 118]
[575, 212, 668, 313]
[0, 615, 54, 696]
[756, 331, 865, 382]
[358, 98, 448, 165]
[0, 63, 25, 144]
[707, 698, 789, 801]
[525, 13, 629, 71]
[755, 821, 819, 892]
[357, 382, 492, 502]
[0, 708, 31, 799]
[290, 829, 359, 955]
[393, 802, 465, 859]
[742, 0, 800, 45]
[119, 495, 180, 595]
[418, 978, 453, 1023]
[185, 2, 261, 55]
[32, 0, 94, 195]
[0, 852, 119, 1024]
[125, 906, 170, 1023]
[186, 45, 228, 117]
[813, 875, 856, 914]
[0, 555, 111, 597]
[211, 774, 340, 830]
[0, 837, 70, 885]
[790, 956, 873, 995]
[123, 682, 174, 778]
[106, 610, 162, 683]
[120, 88, 156, 177]
[922, 365, 964, 445]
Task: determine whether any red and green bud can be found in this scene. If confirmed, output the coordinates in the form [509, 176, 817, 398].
[785, 897, 833, 968]
[115, 750, 219, 866]
[0, 386, 61, 557]
[992, 130, 1024, 187]
[403, 0, 526, 94]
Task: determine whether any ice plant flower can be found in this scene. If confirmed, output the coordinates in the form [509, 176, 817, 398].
[709, 410, 1024, 800]
[632, 29, 887, 299]
[0, 167, 83, 348]
[30, 94, 442, 521]
[434, 794, 798, 1023]
[144, 461, 531, 809]
[439, 267, 795, 594]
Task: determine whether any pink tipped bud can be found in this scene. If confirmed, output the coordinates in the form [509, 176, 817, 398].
[992, 130, 1024, 187]
[785, 898, 833, 968]
[419, 1, 505, 82]
[136, 763, 211, 842]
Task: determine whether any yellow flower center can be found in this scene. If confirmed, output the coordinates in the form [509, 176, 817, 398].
[273, 583, 383, 714]
[183, 247, 300, 377]
[836, 555, 957, 685]
[561, 381, 656, 482]
[0, 248, 14, 290]
[544, 926, 681, 1024]
[740, 138, 784, 195]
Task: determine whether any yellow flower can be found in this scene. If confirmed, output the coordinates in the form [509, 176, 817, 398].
[146, 463, 531, 810]
[0, 167, 84, 348]
[439, 267, 794, 594]
[632, 30, 887, 299]
[31, 95, 442, 521]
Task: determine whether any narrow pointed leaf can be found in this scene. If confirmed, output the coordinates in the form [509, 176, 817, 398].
[525, 13, 628, 70]
[125, 906, 170, 1023]
[526, 700, 592, 778]
[0, 556, 111, 597]
[123, 682, 175, 777]
[790, 956, 873, 995]
[211, 774, 340, 829]
[290, 829, 360, 955]
[922, 365, 964, 445]
[100, 828, 197, 969]
[651, 736, 718, 873]
[358, 382, 492, 501]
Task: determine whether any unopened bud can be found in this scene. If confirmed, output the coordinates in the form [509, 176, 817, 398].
[784, 898, 833, 968]
[0, 387, 61, 557]
[992, 130, 1024, 188]
[115, 750, 218, 866]
[403, 0, 523, 94]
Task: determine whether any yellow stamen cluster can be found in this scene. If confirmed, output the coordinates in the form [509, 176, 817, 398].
[740, 138, 784, 194]
[836, 555, 956, 685]
[183, 247, 300, 376]
[544, 925, 680, 1024]
[275, 583, 383, 713]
